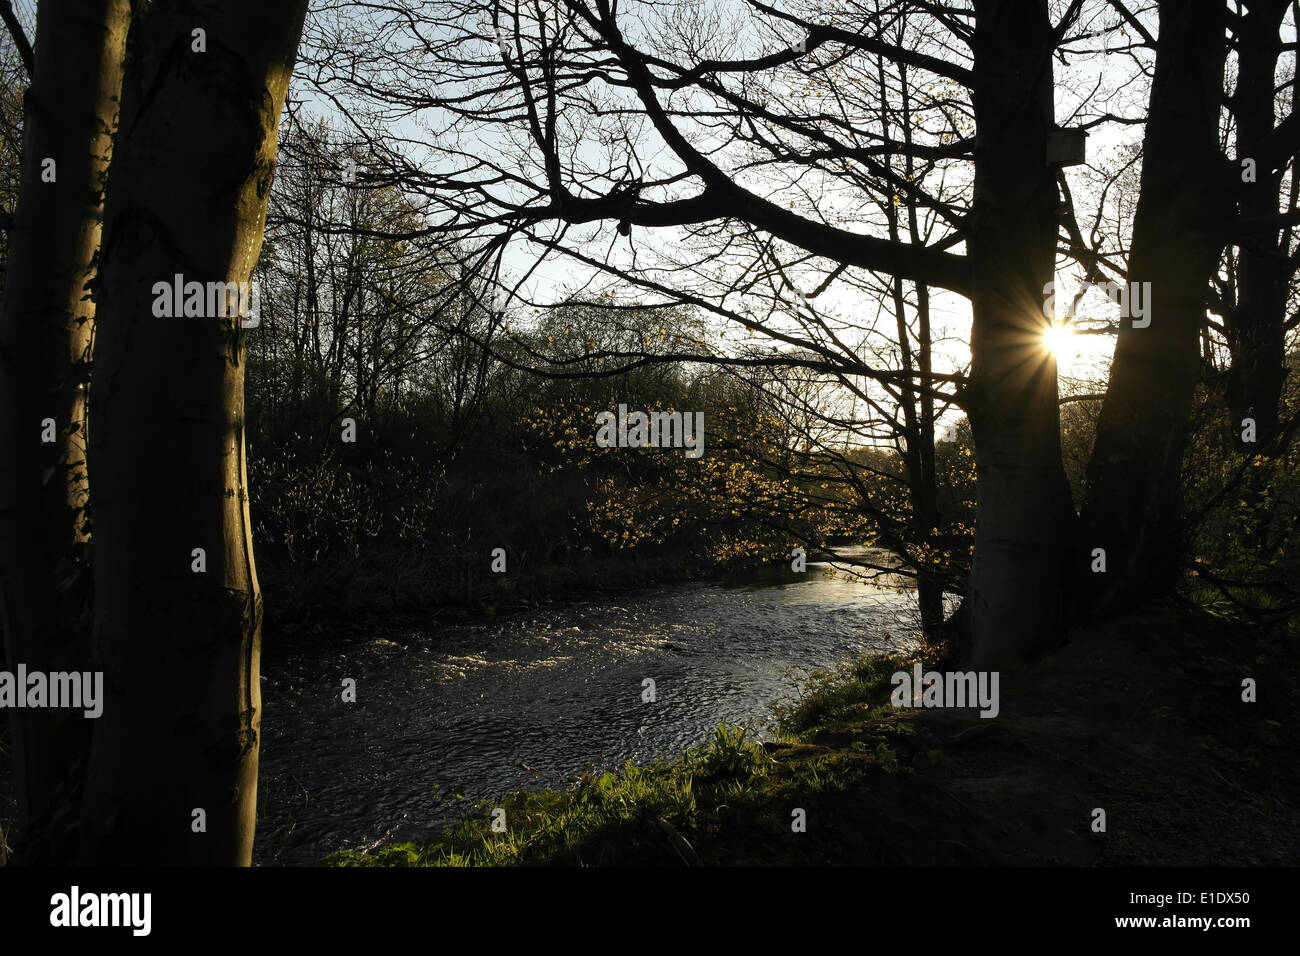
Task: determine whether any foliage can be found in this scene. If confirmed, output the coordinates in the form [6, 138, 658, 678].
[1180, 355, 1300, 620]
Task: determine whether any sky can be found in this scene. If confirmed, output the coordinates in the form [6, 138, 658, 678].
[279, 0, 1154, 441]
[8, 0, 1278, 442]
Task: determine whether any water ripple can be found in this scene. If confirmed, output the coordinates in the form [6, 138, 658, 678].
[254, 551, 921, 865]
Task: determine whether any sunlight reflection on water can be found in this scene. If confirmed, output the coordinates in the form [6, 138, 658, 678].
[254, 548, 925, 864]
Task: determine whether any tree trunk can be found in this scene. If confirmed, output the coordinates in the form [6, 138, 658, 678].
[0, 0, 129, 860]
[1080, 0, 1232, 616]
[80, 0, 307, 865]
[1228, 0, 1290, 447]
[961, 0, 1075, 667]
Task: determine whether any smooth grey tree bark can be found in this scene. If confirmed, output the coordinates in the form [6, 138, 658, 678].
[0, 0, 129, 861]
[1227, 0, 1291, 448]
[1081, 0, 1233, 616]
[81, 0, 307, 865]
[961, 0, 1076, 667]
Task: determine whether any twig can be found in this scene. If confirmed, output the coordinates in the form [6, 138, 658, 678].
[0, 1, 33, 79]
[656, 817, 703, 866]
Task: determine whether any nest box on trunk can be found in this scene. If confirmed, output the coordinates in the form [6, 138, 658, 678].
[1047, 127, 1088, 167]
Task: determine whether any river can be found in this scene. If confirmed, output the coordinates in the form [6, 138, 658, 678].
[253, 548, 923, 864]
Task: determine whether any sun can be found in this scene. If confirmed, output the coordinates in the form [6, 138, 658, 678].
[1042, 322, 1077, 369]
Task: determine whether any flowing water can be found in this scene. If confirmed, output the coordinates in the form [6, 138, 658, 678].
[253, 549, 923, 865]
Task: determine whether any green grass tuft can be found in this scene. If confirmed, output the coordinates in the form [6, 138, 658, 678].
[321, 649, 926, 867]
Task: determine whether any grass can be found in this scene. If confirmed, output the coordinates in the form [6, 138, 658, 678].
[321, 605, 1300, 867]
[322, 652, 931, 867]
[772, 652, 915, 736]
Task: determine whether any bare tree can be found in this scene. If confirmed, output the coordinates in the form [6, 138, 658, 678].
[0, 0, 128, 861]
[80, 0, 307, 865]
[292, 0, 1106, 663]
[1080, 0, 1300, 615]
[1221, 0, 1296, 447]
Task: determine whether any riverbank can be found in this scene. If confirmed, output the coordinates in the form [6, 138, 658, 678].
[264, 547, 763, 645]
[254, 558, 914, 864]
[262, 542, 897, 654]
[323, 603, 1299, 865]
